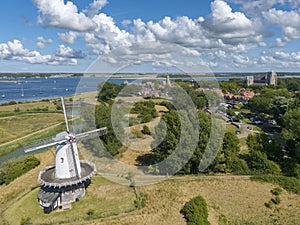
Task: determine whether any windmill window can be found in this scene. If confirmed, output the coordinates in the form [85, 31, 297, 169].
[60, 158, 64, 163]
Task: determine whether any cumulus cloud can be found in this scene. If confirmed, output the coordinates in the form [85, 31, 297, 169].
[203, 0, 268, 45]
[58, 31, 78, 44]
[36, 36, 53, 48]
[263, 8, 300, 45]
[259, 51, 300, 68]
[0, 39, 82, 65]
[27, 0, 300, 71]
[121, 19, 132, 27]
[55, 45, 85, 59]
[228, 0, 285, 14]
[83, 0, 108, 17]
[34, 0, 96, 31]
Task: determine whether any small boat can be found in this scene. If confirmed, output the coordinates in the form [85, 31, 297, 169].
[21, 87, 24, 97]
[2, 92, 5, 98]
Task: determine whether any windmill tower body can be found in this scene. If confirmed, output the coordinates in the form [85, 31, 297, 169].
[55, 139, 81, 179]
[24, 97, 107, 213]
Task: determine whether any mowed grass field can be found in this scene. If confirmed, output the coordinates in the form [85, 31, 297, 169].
[0, 113, 64, 145]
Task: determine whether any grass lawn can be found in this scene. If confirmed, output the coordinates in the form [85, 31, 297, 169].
[0, 101, 58, 112]
[3, 175, 137, 225]
[0, 113, 64, 145]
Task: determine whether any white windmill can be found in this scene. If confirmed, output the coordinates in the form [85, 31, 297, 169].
[24, 97, 107, 213]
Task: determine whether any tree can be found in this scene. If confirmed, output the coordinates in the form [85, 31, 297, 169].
[270, 96, 290, 125]
[211, 132, 241, 173]
[142, 125, 151, 135]
[279, 91, 300, 176]
[97, 82, 125, 102]
[248, 150, 281, 174]
[182, 196, 211, 225]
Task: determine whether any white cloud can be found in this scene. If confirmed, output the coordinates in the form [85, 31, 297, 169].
[34, 0, 96, 31]
[204, 0, 268, 45]
[55, 45, 85, 59]
[263, 8, 300, 46]
[228, 0, 285, 14]
[121, 19, 132, 27]
[58, 31, 78, 44]
[36, 36, 53, 48]
[257, 50, 300, 69]
[0, 40, 82, 65]
[83, 0, 108, 17]
[26, 0, 300, 71]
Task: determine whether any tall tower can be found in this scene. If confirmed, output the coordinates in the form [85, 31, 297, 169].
[166, 75, 171, 87]
[267, 71, 277, 86]
[246, 76, 254, 86]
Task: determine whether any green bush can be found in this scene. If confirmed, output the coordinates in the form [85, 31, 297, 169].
[271, 187, 283, 196]
[264, 200, 273, 209]
[251, 175, 300, 194]
[131, 101, 158, 123]
[142, 125, 151, 135]
[182, 195, 211, 225]
[0, 156, 40, 185]
[271, 196, 281, 205]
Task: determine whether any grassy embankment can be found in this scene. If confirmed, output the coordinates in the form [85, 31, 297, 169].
[0, 101, 66, 158]
[2, 157, 300, 225]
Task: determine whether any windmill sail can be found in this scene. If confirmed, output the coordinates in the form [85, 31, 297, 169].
[24, 139, 66, 153]
[21, 97, 107, 213]
[61, 97, 70, 133]
[76, 127, 107, 139]
[23, 97, 107, 180]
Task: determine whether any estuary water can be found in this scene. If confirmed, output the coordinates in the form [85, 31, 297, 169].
[0, 77, 128, 104]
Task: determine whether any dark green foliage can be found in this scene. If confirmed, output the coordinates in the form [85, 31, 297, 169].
[247, 87, 291, 115]
[264, 200, 273, 209]
[181, 195, 211, 225]
[151, 110, 181, 173]
[0, 156, 40, 185]
[79, 103, 124, 157]
[142, 125, 151, 135]
[219, 78, 246, 94]
[212, 132, 241, 173]
[95, 104, 123, 156]
[282, 107, 300, 164]
[231, 158, 251, 175]
[271, 196, 281, 205]
[159, 100, 175, 111]
[246, 133, 283, 174]
[248, 150, 281, 175]
[251, 175, 300, 194]
[131, 101, 158, 123]
[97, 82, 125, 102]
[271, 187, 283, 196]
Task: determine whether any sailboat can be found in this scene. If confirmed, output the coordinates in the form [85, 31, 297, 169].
[2, 92, 5, 98]
[21, 87, 24, 97]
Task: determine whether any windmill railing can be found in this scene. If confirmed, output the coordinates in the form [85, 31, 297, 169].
[38, 160, 96, 188]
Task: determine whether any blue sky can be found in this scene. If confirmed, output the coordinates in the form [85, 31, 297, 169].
[0, 0, 300, 73]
